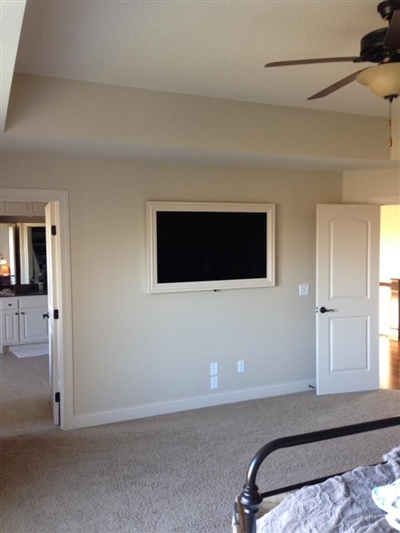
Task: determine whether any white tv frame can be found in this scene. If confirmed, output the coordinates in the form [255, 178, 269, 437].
[147, 201, 275, 293]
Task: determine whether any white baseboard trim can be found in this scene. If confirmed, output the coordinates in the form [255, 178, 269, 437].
[73, 379, 315, 430]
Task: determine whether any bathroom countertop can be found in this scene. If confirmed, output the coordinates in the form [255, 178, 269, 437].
[0, 289, 48, 298]
[18, 291, 48, 297]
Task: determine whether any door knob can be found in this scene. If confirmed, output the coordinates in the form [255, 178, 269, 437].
[320, 306, 335, 313]
[43, 312, 50, 319]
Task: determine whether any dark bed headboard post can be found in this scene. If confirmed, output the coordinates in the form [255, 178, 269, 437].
[237, 416, 400, 533]
[239, 483, 262, 533]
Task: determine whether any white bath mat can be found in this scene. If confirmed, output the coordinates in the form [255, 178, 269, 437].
[10, 343, 49, 358]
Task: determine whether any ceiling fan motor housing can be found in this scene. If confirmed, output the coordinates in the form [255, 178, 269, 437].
[359, 28, 394, 62]
[377, 0, 400, 21]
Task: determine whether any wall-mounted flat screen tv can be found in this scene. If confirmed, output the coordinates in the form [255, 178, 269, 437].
[147, 202, 275, 293]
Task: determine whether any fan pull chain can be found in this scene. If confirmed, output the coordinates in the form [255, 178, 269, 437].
[388, 97, 393, 148]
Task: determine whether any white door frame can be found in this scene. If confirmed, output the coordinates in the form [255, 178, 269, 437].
[2, 188, 73, 430]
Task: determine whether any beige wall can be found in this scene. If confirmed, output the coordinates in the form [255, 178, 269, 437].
[380, 206, 400, 281]
[343, 168, 400, 204]
[0, 225, 11, 263]
[2, 153, 342, 426]
[6, 74, 390, 164]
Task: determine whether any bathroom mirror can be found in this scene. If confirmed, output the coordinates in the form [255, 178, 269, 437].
[0, 220, 47, 286]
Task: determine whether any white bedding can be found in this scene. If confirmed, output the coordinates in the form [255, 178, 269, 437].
[257, 446, 400, 533]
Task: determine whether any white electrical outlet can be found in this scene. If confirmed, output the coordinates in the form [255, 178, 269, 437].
[210, 362, 218, 376]
[237, 360, 245, 373]
[210, 376, 218, 389]
[299, 284, 310, 296]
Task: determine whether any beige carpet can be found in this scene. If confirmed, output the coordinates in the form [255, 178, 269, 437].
[1, 389, 400, 533]
[0, 351, 53, 437]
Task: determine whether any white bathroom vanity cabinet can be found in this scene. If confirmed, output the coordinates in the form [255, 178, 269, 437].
[0, 295, 48, 352]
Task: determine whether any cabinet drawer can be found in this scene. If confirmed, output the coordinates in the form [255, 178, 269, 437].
[19, 296, 48, 309]
[0, 298, 18, 310]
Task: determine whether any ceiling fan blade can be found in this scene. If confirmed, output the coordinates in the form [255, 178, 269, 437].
[265, 57, 360, 68]
[383, 9, 400, 49]
[307, 69, 368, 100]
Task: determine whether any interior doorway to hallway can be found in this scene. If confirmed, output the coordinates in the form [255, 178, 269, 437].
[380, 337, 400, 389]
[1, 188, 73, 430]
[379, 205, 400, 390]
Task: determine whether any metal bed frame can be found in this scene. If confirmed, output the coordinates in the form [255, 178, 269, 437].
[237, 415, 400, 533]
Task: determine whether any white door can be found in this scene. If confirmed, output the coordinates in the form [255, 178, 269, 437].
[45, 203, 61, 425]
[316, 204, 380, 395]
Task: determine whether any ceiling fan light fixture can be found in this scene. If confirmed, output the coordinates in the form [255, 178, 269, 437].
[356, 63, 400, 98]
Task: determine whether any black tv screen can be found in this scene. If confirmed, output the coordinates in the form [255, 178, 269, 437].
[157, 211, 267, 283]
[147, 202, 275, 293]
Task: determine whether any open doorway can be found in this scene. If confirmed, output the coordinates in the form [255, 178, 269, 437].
[0, 188, 73, 430]
[0, 210, 52, 435]
[379, 205, 400, 389]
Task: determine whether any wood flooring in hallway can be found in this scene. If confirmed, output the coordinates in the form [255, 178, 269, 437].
[380, 337, 400, 390]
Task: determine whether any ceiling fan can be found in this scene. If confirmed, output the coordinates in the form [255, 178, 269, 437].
[265, 0, 400, 102]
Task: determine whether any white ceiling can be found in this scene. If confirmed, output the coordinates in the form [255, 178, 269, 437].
[13, 0, 400, 118]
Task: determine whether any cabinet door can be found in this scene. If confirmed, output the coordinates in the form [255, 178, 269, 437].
[2, 310, 19, 345]
[19, 307, 49, 343]
[0, 201, 46, 216]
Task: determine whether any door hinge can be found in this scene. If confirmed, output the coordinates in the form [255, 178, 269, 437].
[55, 391, 61, 426]
[51, 225, 57, 236]
[54, 309, 59, 320]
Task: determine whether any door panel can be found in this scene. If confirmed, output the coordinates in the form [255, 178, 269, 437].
[45, 202, 61, 425]
[330, 218, 370, 298]
[316, 204, 380, 395]
[329, 316, 369, 371]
